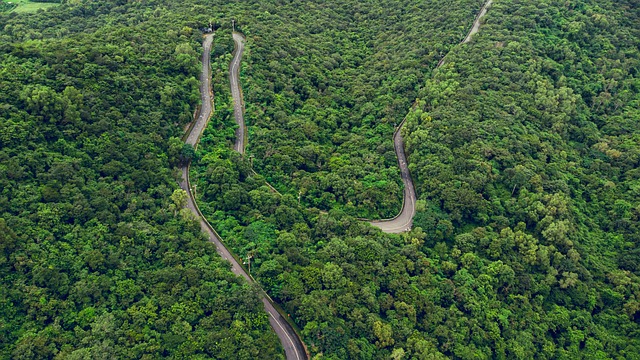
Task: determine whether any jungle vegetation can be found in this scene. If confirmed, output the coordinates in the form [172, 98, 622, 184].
[0, 1, 282, 358]
[193, 0, 640, 358]
[0, 0, 639, 359]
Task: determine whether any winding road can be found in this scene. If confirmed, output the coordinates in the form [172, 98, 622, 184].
[368, 120, 417, 233]
[179, 33, 308, 360]
[370, 0, 492, 232]
[230, 32, 246, 154]
[178, 2, 491, 357]
[228, 0, 491, 234]
[227, 32, 416, 233]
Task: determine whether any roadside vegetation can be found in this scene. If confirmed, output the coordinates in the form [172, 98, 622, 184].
[194, 0, 640, 358]
[0, 0, 15, 12]
[1, 0, 639, 359]
[0, 1, 282, 358]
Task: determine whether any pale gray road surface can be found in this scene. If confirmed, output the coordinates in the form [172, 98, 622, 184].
[371, 0, 492, 232]
[179, 33, 307, 360]
[463, 0, 493, 43]
[369, 128, 417, 233]
[230, 32, 246, 154]
[185, 34, 214, 148]
[179, 2, 492, 355]
[228, 30, 418, 234]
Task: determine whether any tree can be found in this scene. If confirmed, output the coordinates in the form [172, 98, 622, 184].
[373, 320, 394, 349]
[170, 189, 188, 215]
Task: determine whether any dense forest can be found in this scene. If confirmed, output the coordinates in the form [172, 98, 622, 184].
[0, 1, 283, 358]
[1, 0, 639, 359]
[193, 0, 640, 358]
[0, 1, 15, 13]
[239, 0, 485, 219]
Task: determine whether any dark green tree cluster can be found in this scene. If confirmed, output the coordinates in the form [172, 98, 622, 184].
[191, 0, 640, 358]
[405, 0, 640, 352]
[0, 1, 282, 358]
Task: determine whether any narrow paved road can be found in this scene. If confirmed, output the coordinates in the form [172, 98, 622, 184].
[230, 32, 246, 154]
[180, 2, 492, 356]
[179, 33, 307, 360]
[184, 34, 214, 148]
[463, 0, 493, 44]
[228, 31, 417, 234]
[227, 1, 492, 235]
[369, 123, 417, 233]
[370, 0, 491, 232]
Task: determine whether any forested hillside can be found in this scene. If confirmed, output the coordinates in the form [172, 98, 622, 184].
[193, 0, 640, 358]
[0, 1, 282, 358]
[238, 0, 484, 219]
[1, 0, 639, 359]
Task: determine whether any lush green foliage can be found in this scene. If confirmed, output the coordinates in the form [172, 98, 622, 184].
[0, 0, 16, 12]
[192, 0, 640, 358]
[2, 0, 639, 359]
[238, 0, 485, 219]
[0, 1, 282, 358]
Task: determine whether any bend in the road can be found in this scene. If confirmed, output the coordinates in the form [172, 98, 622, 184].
[368, 120, 417, 233]
[179, 33, 308, 360]
[228, 32, 416, 234]
[187, 2, 494, 357]
[227, 0, 492, 234]
[230, 32, 246, 154]
[371, 0, 492, 232]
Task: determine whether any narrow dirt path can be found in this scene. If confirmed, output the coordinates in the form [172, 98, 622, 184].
[179, 33, 308, 360]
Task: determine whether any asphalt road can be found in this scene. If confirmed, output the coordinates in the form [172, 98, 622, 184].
[463, 0, 493, 43]
[227, 30, 417, 234]
[230, 32, 246, 154]
[179, 33, 307, 360]
[178, 2, 492, 355]
[184, 34, 214, 148]
[369, 125, 417, 233]
[371, 0, 491, 232]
